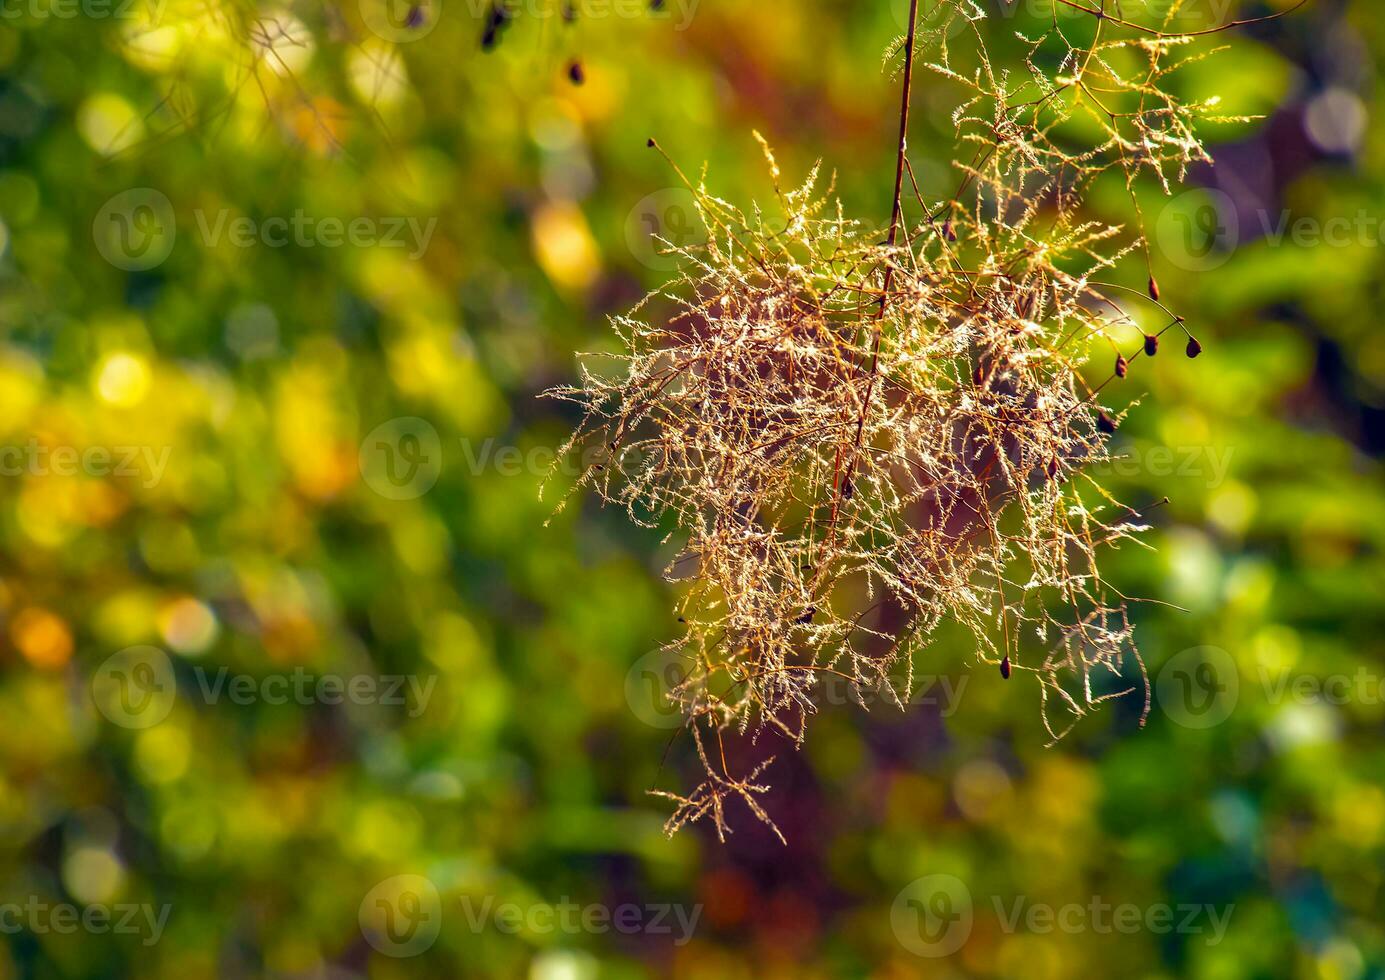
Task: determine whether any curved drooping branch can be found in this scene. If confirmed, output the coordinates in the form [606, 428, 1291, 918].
[548, 0, 1295, 841]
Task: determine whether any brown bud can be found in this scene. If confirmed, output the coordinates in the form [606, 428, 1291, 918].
[568, 60, 585, 85]
[1148, 275, 1161, 302]
[646, 138, 656, 148]
[1000, 656, 1011, 680]
[1144, 334, 1159, 357]
[1046, 457, 1060, 479]
[942, 219, 956, 243]
[1186, 337, 1202, 358]
[1115, 354, 1128, 378]
[1097, 411, 1117, 434]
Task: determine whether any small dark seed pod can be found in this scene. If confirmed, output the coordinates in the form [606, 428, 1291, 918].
[1097, 411, 1117, 434]
[480, 1, 510, 49]
[1046, 457, 1060, 479]
[1144, 333, 1159, 357]
[1000, 656, 1011, 680]
[1186, 337, 1202, 358]
[794, 606, 816, 625]
[1115, 354, 1128, 378]
[1148, 275, 1161, 302]
[942, 219, 956, 243]
[568, 60, 585, 85]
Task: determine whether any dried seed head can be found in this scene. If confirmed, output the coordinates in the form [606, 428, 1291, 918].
[1186, 336, 1203, 358]
[1115, 354, 1128, 378]
[1143, 334, 1159, 357]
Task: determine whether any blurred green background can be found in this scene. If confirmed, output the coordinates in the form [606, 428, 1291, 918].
[0, 0, 1383, 976]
